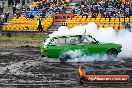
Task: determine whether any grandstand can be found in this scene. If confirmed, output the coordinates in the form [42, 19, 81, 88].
[0, 0, 132, 31]
[2, 15, 53, 31]
[66, 0, 132, 30]
[65, 14, 132, 30]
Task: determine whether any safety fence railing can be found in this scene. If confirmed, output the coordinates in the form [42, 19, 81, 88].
[0, 21, 132, 32]
[59, 22, 132, 30]
[61, 22, 123, 26]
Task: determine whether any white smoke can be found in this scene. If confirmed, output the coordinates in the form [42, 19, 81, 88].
[47, 22, 132, 61]
[65, 50, 119, 62]
[67, 54, 119, 62]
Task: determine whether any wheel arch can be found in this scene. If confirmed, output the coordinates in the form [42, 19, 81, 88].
[106, 48, 118, 54]
[59, 49, 70, 56]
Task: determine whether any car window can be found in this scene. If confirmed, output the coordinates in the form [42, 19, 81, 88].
[59, 38, 65, 45]
[51, 38, 65, 45]
[52, 38, 59, 45]
[66, 36, 79, 44]
[81, 35, 97, 44]
[50, 36, 81, 45]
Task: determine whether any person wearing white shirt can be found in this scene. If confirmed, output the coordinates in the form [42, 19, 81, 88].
[16, 3, 20, 10]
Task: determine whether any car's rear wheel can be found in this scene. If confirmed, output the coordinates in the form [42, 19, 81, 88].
[107, 49, 118, 58]
[59, 52, 72, 62]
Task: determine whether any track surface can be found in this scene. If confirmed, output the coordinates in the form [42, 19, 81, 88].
[0, 47, 132, 88]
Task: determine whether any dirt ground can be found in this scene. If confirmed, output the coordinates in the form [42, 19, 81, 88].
[0, 47, 132, 88]
[0, 40, 43, 48]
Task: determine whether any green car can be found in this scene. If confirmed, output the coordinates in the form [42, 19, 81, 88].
[40, 34, 122, 62]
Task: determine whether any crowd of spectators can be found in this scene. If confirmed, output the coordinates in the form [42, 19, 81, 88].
[71, 0, 132, 18]
[21, 0, 68, 18]
[0, 10, 10, 23]
[0, 0, 69, 20]
[0, 0, 10, 25]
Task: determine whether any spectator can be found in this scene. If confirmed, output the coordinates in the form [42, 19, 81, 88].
[83, 5, 87, 12]
[71, 8, 75, 14]
[92, 13, 97, 18]
[12, 5, 16, 15]
[81, 0, 85, 5]
[82, 11, 88, 17]
[16, 3, 20, 10]
[34, 6, 38, 11]
[45, 1, 50, 8]
[42, 0, 46, 6]
[53, 0, 58, 4]
[0, 17, 3, 31]
[130, 23, 132, 32]
[16, 10, 20, 18]
[0, 17, 2, 24]
[42, 12, 45, 18]
[25, 0, 30, 7]
[62, 5, 66, 13]
[48, 7, 54, 14]
[1, 13, 5, 23]
[5, 10, 10, 23]
[37, 0, 41, 6]
[125, 23, 131, 32]
[8, 0, 14, 7]
[75, 7, 81, 14]
[105, 11, 110, 18]
[38, 18, 43, 32]
[29, 13, 34, 18]
[19, 9, 22, 15]
[55, 7, 60, 14]
[0, 1, 4, 13]
[42, 8, 47, 17]
[26, 13, 29, 19]
[22, 0, 25, 6]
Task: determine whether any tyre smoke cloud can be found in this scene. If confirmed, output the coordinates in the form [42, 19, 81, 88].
[48, 22, 132, 61]
[65, 50, 118, 62]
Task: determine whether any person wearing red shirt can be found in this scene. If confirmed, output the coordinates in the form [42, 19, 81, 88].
[19, 9, 22, 15]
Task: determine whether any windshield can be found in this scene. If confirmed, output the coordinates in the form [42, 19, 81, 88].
[80, 35, 98, 44]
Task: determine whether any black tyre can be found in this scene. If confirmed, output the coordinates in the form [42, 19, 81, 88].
[107, 49, 118, 58]
[79, 76, 86, 84]
[41, 55, 45, 57]
[59, 52, 71, 62]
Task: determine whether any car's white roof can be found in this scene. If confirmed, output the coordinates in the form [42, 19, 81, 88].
[48, 34, 82, 38]
[48, 31, 85, 39]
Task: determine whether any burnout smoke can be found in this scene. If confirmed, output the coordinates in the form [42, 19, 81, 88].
[46, 22, 132, 61]
[65, 50, 119, 62]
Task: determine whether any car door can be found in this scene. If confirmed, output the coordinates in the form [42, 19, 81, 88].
[62, 36, 84, 52]
[47, 36, 84, 58]
[83, 43, 101, 55]
[47, 37, 65, 58]
[80, 35, 104, 55]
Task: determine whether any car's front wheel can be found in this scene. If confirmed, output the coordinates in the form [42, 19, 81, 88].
[59, 52, 72, 62]
[107, 49, 118, 58]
